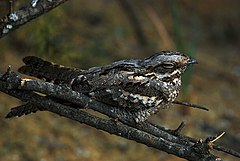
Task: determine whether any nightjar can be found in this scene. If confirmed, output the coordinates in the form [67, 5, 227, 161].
[17, 51, 197, 122]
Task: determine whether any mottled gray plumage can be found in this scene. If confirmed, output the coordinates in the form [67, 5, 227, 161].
[18, 51, 197, 122]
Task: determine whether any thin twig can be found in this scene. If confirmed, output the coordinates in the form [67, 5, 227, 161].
[173, 121, 186, 135]
[211, 132, 225, 143]
[208, 132, 225, 150]
[173, 100, 209, 111]
[9, 0, 14, 13]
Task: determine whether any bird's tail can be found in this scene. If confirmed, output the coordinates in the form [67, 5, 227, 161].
[5, 103, 41, 118]
[18, 56, 84, 83]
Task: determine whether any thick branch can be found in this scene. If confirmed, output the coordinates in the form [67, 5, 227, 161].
[1, 69, 239, 160]
[0, 83, 215, 161]
[0, 0, 69, 38]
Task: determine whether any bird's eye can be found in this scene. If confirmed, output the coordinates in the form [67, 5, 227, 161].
[162, 62, 174, 69]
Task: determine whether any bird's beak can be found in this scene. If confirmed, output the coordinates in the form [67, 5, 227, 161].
[187, 58, 198, 65]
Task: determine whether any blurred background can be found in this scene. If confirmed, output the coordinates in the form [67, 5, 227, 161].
[0, 0, 239, 161]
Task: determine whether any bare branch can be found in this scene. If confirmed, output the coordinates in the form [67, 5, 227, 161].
[173, 100, 209, 111]
[1, 68, 240, 160]
[0, 0, 69, 38]
[173, 121, 186, 135]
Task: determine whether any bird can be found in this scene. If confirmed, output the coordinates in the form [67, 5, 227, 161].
[12, 51, 197, 122]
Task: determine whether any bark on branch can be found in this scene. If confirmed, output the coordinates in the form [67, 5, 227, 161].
[0, 0, 69, 38]
[0, 67, 240, 161]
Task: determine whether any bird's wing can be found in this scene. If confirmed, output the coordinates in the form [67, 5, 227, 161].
[18, 56, 84, 83]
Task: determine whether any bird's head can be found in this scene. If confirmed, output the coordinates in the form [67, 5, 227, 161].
[142, 51, 197, 77]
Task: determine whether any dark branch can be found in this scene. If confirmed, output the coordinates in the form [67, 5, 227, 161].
[173, 121, 186, 135]
[9, 0, 13, 13]
[0, 0, 69, 38]
[173, 100, 209, 111]
[0, 69, 239, 160]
